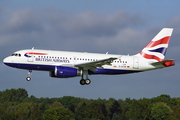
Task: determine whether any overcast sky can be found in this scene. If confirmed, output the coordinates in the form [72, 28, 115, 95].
[0, 0, 180, 100]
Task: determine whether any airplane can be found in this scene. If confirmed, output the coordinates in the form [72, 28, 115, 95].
[3, 28, 175, 85]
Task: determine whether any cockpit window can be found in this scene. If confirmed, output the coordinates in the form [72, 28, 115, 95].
[11, 53, 21, 57]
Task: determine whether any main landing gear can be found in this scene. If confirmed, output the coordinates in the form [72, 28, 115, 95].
[26, 70, 32, 81]
[80, 79, 91, 85]
[80, 70, 91, 85]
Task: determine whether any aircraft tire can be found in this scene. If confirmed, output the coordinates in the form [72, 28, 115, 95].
[26, 77, 31, 81]
[80, 79, 85, 85]
[85, 79, 91, 85]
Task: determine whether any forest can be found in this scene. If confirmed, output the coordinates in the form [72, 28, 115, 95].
[0, 88, 179, 120]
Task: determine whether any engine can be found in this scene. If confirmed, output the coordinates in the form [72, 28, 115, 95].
[49, 66, 82, 78]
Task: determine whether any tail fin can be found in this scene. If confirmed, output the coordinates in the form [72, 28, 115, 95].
[139, 28, 173, 61]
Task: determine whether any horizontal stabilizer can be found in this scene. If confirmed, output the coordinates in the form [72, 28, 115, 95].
[151, 59, 175, 67]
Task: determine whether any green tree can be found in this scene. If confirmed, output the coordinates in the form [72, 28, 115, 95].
[75, 98, 88, 111]
[151, 94, 176, 108]
[0, 88, 28, 103]
[7, 105, 16, 119]
[126, 98, 151, 120]
[151, 102, 171, 120]
[119, 98, 130, 120]
[29, 103, 42, 120]
[84, 101, 105, 120]
[75, 102, 87, 120]
[39, 98, 52, 113]
[169, 104, 180, 120]
[42, 107, 74, 120]
[7, 102, 31, 120]
[95, 98, 108, 118]
[0, 107, 11, 120]
[75, 101, 106, 120]
[112, 112, 120, 120]
[50, 101, 63, 109]
[60, 96, 80, 113]
[28, 95, 39, 103]
[101, 102, 108, 118]
[110, 100, 121, 117]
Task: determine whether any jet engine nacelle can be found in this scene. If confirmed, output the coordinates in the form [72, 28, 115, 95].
[49, 66, 82, 78]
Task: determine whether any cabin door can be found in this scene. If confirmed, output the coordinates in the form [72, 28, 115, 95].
[133, 57, 139, 69]
[27, 48, 34, 62]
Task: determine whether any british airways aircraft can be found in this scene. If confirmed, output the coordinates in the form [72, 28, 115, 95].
[3, 28, 175, 85]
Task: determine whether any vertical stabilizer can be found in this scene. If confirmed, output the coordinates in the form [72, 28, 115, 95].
[139, 28, 173, 61]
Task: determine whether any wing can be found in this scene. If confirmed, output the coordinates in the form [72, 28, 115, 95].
[75, 57, 118, 71]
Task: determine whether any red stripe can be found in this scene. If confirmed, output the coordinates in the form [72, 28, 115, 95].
[25, 52, 47, 55]
[140, 51, 163, 61]
[145, 36, 170, 48]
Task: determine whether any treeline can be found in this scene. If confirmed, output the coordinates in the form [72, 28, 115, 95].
[0, 88, 180, 120]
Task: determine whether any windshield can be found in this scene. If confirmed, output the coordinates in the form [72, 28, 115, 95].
[11, 53, 21, 57]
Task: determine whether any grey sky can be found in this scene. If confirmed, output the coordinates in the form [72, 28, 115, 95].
[0, 0, 180, 100]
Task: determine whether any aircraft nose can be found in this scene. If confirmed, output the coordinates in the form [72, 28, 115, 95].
[3, 57, 7, 63]
[3, 57, 11, 64]
[3, 56, 19, 68]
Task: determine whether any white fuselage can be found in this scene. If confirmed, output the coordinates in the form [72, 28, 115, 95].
[3, 49, 159, 75]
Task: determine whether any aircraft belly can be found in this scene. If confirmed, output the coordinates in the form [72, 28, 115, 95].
[89, 68, 141, 75]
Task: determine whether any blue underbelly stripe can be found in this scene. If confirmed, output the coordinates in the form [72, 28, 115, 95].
[4, 63, 55, 71]
[4, 63, 140, 75]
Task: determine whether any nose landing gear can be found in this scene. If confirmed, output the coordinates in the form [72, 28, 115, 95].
[26, 70, 32, 81]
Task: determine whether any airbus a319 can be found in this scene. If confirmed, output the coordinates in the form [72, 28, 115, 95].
[3, 28, 175, 85]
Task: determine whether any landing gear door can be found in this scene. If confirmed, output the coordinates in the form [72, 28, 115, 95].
[133, 57, 139, 69]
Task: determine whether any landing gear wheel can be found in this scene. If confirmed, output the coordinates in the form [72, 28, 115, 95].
[80, 79, 85, 85]
[26, 77, 31, 81]
[85, 79, 91, 85]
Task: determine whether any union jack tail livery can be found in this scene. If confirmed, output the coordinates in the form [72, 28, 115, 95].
[137, 28, 174, 68]
[139, 28, 173, 62]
